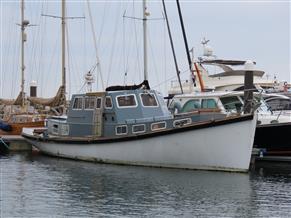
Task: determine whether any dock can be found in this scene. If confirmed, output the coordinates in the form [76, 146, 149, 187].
[0, 135, 32, 151]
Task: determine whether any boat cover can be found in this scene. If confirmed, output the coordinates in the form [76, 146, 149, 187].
[105, 80, 150, 91]
[0, 121, 12, 132]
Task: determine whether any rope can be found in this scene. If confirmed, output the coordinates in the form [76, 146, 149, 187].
[152, 68, 189, 89]
[0, 137, 9, 149]
[148, 28, 161, 90]
[43, 26, 60, 95]
[86, 0, 104, 91]
[38, 1, 47, 96]
[106, 3, 122, 87]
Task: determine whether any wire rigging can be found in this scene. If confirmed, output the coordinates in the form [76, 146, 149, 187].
[147, 27, 161, 91]
[132, 1, 142, 82]
[106, 2, 122, 87]
[86, 0, 104, 91]
[38, 1, 48, 96]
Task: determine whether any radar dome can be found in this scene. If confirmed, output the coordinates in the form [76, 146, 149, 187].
[203, 45, 213, 57]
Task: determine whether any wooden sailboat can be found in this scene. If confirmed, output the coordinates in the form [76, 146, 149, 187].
[0, 0, 45, 136]
[1, 0, 68, 135]
[27, 0, 67, 110]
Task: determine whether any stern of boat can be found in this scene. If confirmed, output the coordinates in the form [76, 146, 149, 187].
[22, 127, 46, 147]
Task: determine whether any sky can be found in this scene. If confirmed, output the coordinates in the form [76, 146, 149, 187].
[0, 0, 290, 99]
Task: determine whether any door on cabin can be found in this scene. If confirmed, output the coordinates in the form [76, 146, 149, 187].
[93, 95, 105, 137]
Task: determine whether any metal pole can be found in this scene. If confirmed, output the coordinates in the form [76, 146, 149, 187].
[21, 0, 25, 107]
[243, 70, 254, 114]
[162, 0, 183, 94]
[61, 0, 66, 94]
[143, 0, 148, 81]
[176, 0, 194, 85]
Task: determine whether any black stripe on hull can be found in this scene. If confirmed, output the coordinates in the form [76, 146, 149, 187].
[254, 122, 291, 152]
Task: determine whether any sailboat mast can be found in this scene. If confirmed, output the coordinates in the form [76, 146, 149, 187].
[143, 0, 148, 81]
[162, 0, 183, 94]
[20, 0, 25, 106]
[61, 0, 66, 94]
[176, 0, 195, 86]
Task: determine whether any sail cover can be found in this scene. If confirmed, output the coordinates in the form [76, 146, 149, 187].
[105, 80, 150, 91]
[0, 91, 25, 106]
[28, 86, 66, 107]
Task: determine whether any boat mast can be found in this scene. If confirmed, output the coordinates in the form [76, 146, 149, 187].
[20, 0, 28, 107]
[176, 0, 196, 86]
[61, 0, 66, 95]
[143, 0, 148, 81]
[162, 0, 183, 94]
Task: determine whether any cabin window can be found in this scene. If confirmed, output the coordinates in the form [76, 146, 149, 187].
[201, 99, 217, 109]
[115, 125, 128, 135]
[73, 97, 83, 110]
[117, 95, 137, 108]
[52, 124, 59, 135]
[140, 93, 158, 107]
[96, 98, 102, 109]
[151, 122, 166, 131]
[61, 124, 69, 136]
[181, 99, 201, 112]
[105, 97, 113, 109]
[132, 124, 146, 134]
[220, 96, 243, 112]
[173, 118, 192, 127]
[84, 97, 95, 110]
[266, 99, 291, 111]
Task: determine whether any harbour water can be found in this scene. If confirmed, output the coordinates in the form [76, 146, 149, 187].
[1, 152, 291, 217]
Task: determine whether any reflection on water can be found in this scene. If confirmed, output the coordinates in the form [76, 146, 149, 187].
[1, 152, 291, 217]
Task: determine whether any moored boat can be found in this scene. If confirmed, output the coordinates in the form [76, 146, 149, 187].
[22, 0, 257, 172]
[168, 91, 291, 156]
[22, 84, 257, 172]
[0, 113, 44, 135]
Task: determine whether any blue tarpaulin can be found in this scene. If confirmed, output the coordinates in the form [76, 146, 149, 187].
[0, 121, 12, 132]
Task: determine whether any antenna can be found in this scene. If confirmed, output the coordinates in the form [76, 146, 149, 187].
[84, 71, 95, 93]
[201, 37, 214, 57]
[201, 37, 210, 46]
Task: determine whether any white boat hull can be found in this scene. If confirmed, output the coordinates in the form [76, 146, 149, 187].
[23, 116, 256, 172]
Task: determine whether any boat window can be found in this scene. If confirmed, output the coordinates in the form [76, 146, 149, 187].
[105, 97, 113, 109]
[52, 124, 59, 135]
[72, 97, 83, 110]
[84, 97, 95, 110]
[173, 118, 192, 127]
[220, 96, 243, 112]
[61, 124, 69, 136]
[96, 98, 102, 109]
[181, 99, 201, 112]
[266, 99, 291, 111]
[201, 99, 217, 109]
[151, 122, 166, 131]
[116, 125, 128, 135]
[132, 124, 146, 133]
[140, 93, 158, 107]
[117, 95, 137, 108]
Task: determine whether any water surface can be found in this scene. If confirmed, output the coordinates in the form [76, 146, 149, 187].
[1, 152, 291, 217]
